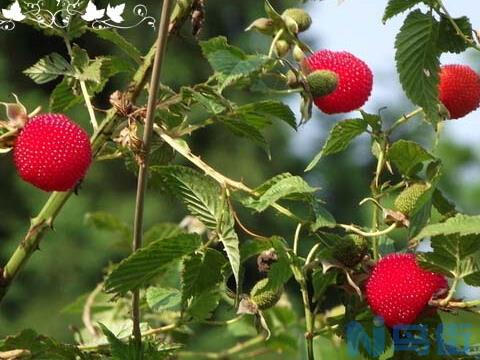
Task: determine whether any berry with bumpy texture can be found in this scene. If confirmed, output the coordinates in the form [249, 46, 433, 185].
[365, 253, 447, 327]
[394, 183, 429, 216]
[439, 65, 480, 119]
[14, 113, 92, 192]
[332, 234, 368, 267]
[282, 8, 312, 32]
[304, 50, 373, 114]
[250, 278, 283, 310]
[306, 70, 339, 98]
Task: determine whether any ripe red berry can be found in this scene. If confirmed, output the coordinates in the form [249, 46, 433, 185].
[13, 114, 92, 192]
[365, 253, 447, 327]
[438, 65, 480, 119]
[304, 50, 373, 114]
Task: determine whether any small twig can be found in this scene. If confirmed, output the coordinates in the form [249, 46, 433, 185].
[268, 29, 284, 58]
[386, 108, 424, 135]
[228, 200, 269, 240]
[82, 282, 103, 337]
[439, 276, 459, 306]
[305, 243, 322, 267]
[293, 223, 302, 255]
[339, 223, 397, 238]
[79, 80, 99, 130]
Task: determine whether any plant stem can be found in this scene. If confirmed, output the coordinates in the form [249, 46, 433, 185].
[79, 80, 99, 130]
[386, 108, 423, 135]
[131, 0, 173, 346]
[436, 1, 480, 52]
[339, 223, 397, 238]
[0, 42, 160, 304]
[293, 223, 302, 255]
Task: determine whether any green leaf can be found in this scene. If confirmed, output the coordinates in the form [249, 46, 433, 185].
[0, 329, 87, 359]
[99, 324, 136, 360]
[243, 175, 317, 212]
[408, 183, 437, 238]
[388, 140, 435, 176]
[418, 235, 480, 280]
[182, 249, 226, 300]
[383, 0, 423, 23]
[49, 77, 81, 112]
[200, 36, 271, 89]
[395, 10, 440, 123]
[144, 223, 183, 246]
[236, 101, 297, 130]
[104, 234, 201, 295]
[84, 211, 130, 237]
[312, 269, 337, 301]
[187, 288, 221, 320]
[310, 201, 336, 231]
[360, 110, 382, 132]
[413, 214, 480, 242]
[90, 29, 142, 64]
[305, 119, 367, 171]
[438, 15, 473, 54]
[432, 189, 457, 217]
[151, 166, 240, 287]
[23, 53, 74, 84]
[218, 116, 269, 153]
[146, 287, 182, 312]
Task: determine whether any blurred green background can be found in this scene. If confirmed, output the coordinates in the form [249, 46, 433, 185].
[0, 0, 480, 358]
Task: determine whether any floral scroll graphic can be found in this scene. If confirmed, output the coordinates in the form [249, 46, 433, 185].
[0, 0, 156, 31]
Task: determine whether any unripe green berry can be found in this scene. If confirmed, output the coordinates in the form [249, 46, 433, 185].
[306, 70, 339, 97]
[394, 183, 430, 216]
[332, 235, 368, 267]
[275, 39, 290, 57]
[250, 278, 282, 310]
[293, 44, 305, 62]
[286, 70, 299, 87]
[245, 17, 275, 35]
[282, 8, 312, 32]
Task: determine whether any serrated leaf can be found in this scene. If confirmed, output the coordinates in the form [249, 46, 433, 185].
[104, 234, 201, 295]
[243, 175, 317, 212]
[305, 119, 367, 171]
[91, 28, 142, 64]
[311, 201, 336, 231]
[182, 249, 226, 301]
[23, 53, 74, 84]
[49, 77, 81, 112]
[0, 329, 87, 359]
[200, 36, 271, 89]
[438, 15, 473, 54]
[144, 223, 183, 246]
[187, 288, 221, 320]
[432, 189, 457, 217]
[395, 10, 440, 123]
[99, 324, 137, 360]
[383, 0, 423, 23]
[146, 287, 182, 312]
[312, 269, 337, 301]
[413, 214, 480, 242]
[219, 116, 269, 154]
[151, 166, 240, 287]
[360, 110, 382, 132]
[419, 235, 480, 280]
[388, 140, 435, 176]
[237, 101, 297, 130]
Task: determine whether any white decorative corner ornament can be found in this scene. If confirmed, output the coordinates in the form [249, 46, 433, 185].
[0, 0, 156, 31]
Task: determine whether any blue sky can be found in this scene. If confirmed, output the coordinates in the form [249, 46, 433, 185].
[290, 0, 480, 152]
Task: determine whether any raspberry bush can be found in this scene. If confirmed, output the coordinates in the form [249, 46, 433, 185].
[0, 0, 480, 359]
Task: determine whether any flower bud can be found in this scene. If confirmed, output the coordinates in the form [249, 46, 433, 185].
[282, 8, 312, 32]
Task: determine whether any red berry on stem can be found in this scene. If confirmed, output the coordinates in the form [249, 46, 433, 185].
[304, 50, 373, 114]
[438, 64, 480, 119]
[365, 253, 447, 328]
[13, 113, 92, 192]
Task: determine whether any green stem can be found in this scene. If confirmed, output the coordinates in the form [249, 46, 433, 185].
[386, 108, 423, 136]
[436, 1, 480, 52]
[0, 41, 160, 304]
[268, 29, 284, 58]
[293, 223, 302, 255]
[131, 0, 173, 345]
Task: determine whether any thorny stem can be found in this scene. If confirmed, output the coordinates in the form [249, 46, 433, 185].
[0, 35, 160, 304]
[131, 0, 173, 346]
[386, 107, 423, 136]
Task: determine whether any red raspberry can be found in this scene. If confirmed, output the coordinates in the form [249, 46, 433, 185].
[365, 253, 447, 327]
[304, 50, 373, 114]
[438, 64, 480, 119]
[13, 114, 92, 192]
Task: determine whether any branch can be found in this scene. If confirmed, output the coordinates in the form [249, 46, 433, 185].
[131, 0, 173, 345]
[0, 41, 160, 304]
